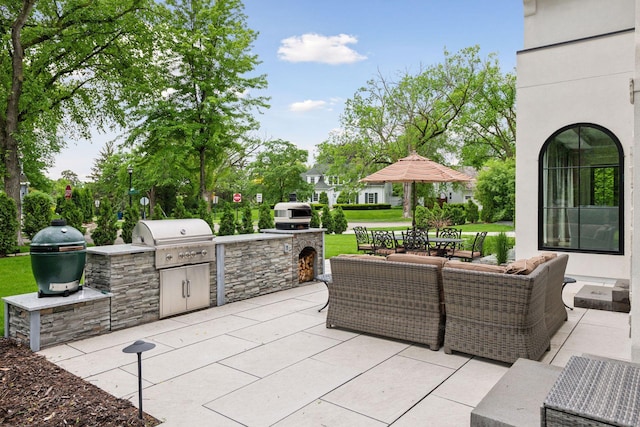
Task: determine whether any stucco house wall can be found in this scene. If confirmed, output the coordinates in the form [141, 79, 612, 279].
[516, 0, 634, 280]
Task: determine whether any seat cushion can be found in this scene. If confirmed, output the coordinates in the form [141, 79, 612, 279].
[444, 260, 507, 273]
[387, 253, 447, 268]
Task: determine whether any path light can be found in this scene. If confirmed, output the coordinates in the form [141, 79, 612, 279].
[122, 339, 155, 419]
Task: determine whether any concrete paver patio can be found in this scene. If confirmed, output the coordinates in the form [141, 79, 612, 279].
[39, 277, 631, 426]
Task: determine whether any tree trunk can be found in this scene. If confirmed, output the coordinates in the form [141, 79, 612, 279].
[199, 147, 206, 199]
[3, 1, 35, 245]
[403, 182, 412, 219]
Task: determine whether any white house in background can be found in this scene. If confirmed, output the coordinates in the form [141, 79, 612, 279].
[302, 165, 477, 207]
[514, 0, 640, 357]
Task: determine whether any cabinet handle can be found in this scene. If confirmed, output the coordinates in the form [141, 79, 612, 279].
[182, 280, 186, 298]
[186, 279, 191, 297]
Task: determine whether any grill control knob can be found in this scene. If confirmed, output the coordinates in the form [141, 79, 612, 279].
[179, 252, 185, 258]
[201, 249, 208, 256]
[166, 254, 173, 261]
[190, 251, 196, 257]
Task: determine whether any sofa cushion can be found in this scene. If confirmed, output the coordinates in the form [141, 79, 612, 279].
[387, 253, 447, 268]
[444, 260, 507, 274]
[540, 252, 558, 261]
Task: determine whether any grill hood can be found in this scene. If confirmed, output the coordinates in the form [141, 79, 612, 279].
[132, 219, 214, 246]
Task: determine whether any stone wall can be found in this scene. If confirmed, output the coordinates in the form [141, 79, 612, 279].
[86, 246, 159, 331]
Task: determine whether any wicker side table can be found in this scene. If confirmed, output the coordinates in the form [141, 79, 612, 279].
[542, 355, 640, 426]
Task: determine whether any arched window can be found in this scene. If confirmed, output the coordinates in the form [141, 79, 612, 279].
[539, 123, 623, 254]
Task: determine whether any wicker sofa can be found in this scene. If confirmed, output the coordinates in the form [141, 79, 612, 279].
[441, 253, 569, 364]
[326, 254, 446, 350]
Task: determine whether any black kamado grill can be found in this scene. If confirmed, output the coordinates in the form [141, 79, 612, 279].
[30, 219, 87, 297]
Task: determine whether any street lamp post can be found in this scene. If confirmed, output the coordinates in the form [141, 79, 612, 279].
[127, 166, 133, 208]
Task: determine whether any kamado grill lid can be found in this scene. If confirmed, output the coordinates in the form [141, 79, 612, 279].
[132, 219, 214, 246]
[30, 219, 87, 253]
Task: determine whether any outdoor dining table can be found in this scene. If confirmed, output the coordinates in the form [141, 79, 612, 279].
[429, 237, 464, 257]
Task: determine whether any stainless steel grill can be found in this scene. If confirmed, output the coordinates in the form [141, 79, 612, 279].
[274, 202, 312, 230]
[132, 219, 215, 269]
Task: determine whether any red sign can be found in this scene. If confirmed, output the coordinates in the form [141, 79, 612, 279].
[233, 193, 242, 203]
[64, 185, 72, 199]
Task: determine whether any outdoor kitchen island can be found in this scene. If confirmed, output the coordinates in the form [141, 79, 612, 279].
[4, 222, 326, 351]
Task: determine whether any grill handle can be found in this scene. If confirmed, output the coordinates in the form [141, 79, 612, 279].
[186, 279, 191, 297]
[182, 280, 186, 298]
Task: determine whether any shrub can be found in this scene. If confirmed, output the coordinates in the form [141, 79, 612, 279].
[197, 199, 214, 230]
[218, 202, 237, 236]
[443, 203, 466, 226]
[22, 191, 53, 239]
[494, 232, 510, 265]
[91, 199, 118, 246]
[475, 158, 515, 222]
[57, 199, 85, 235]
[258, 203, 274, 230]
[152, 204, 164, 220]
[310, 208, 320, 228]
[319, 192, 329, 205]
[466, 200, 479, 223]
[321, 205, 334, 234]
[426, 204, 450, 230]
[120, 206, 139, 244]
[172, 197, 188, 219]
[414, 205, 429, 230]
[332, 206, 348, 234]
[0, 192, 18, 255]
[238, 203, 254, 234]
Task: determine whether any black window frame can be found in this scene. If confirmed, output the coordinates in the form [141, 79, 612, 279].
[538, 123, 624, 255]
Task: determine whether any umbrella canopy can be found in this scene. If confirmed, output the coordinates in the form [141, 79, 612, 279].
[360, 152, 473, 184]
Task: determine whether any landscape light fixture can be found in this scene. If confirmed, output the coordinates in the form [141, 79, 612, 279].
[122, 339, 155, 419]
[127, 166, 133, 208]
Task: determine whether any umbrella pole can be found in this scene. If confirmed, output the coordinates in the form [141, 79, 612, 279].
[412, 181, 416, 228]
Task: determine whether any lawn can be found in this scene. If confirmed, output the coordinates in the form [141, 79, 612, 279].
[0, 255, 37, 332]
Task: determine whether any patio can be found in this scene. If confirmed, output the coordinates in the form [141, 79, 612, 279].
[38, 275, 630, 426]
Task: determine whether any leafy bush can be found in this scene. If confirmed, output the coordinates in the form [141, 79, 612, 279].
[319, 192, 329, 205]
[465, 200, 479, 223]
[414, 205, 429, 230]
[120, 206, 139, 244]
[197, 199, 214, 230]
[22, 191, 53, 239]
[258, 203, 274, 230]
[321, 205, 334, 233]
[494, 232, 510, 265]
[443, 203, 466, 226]
[57, 199, 85, 235]
[91, 199, 118, 246]
[310, 208, 320, 228]
[218, 202, 237, 236]
[152, 204, 164, 220]
[334, 203, 392, 210]
[238, 203, 254, 234]
[475, 158, 515, 223]
[0, 192, 18, 255]
[172, 197, 189, 219]
[426, 204, 450, 230]
[332, 206, 348, 234]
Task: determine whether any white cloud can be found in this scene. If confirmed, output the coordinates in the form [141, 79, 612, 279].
[289, 99, 327, 112]
[278, 33, 367, 65]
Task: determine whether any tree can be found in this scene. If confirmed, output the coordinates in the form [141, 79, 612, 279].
[450, 57, 516, 168]
[317, 46, 488, 219]
[91, 199, 118, 246]
[172, 197, 189, 219]
[319, 192, 329, 205]
[249, 139, 312, 203]
[218, 202, 236, 236]
[57, 199, 85, 235]
[332, 206, 348, 234]
[0, 192, 18, 255]
[1, 0, 160, 243]
[120, 206, 139, 244]
[238, 203, 254, 234]
[475, 158, 516, 223]
[321, 205, 334, 234]
[257, 202, 274, 230]
[127, 0, 268, 201]
[22, 190, 53, 239]
[310, 208, 320, 228]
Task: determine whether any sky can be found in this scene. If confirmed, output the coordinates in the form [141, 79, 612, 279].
[47, 0, 524, 181]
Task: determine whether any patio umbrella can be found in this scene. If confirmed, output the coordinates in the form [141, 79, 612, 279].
[359, 152, 473, 225]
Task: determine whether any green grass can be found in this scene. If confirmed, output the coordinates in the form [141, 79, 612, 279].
[0, 255, 37, 332]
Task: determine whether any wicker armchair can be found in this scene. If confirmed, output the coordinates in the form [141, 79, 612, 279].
[327, 255, 445, 350]
[544, 254, 569, 337]
[442, 263, 551, 364]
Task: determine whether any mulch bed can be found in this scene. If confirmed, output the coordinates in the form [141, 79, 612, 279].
[0, 338, 160, 426]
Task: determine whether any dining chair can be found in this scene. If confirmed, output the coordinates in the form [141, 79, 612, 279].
[371, 230, 404, 256]
[454, 231, 487, 262]
[435, 227, 462, 258]
[353, 226, 374, 254]
[401, 228, 432, 256]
